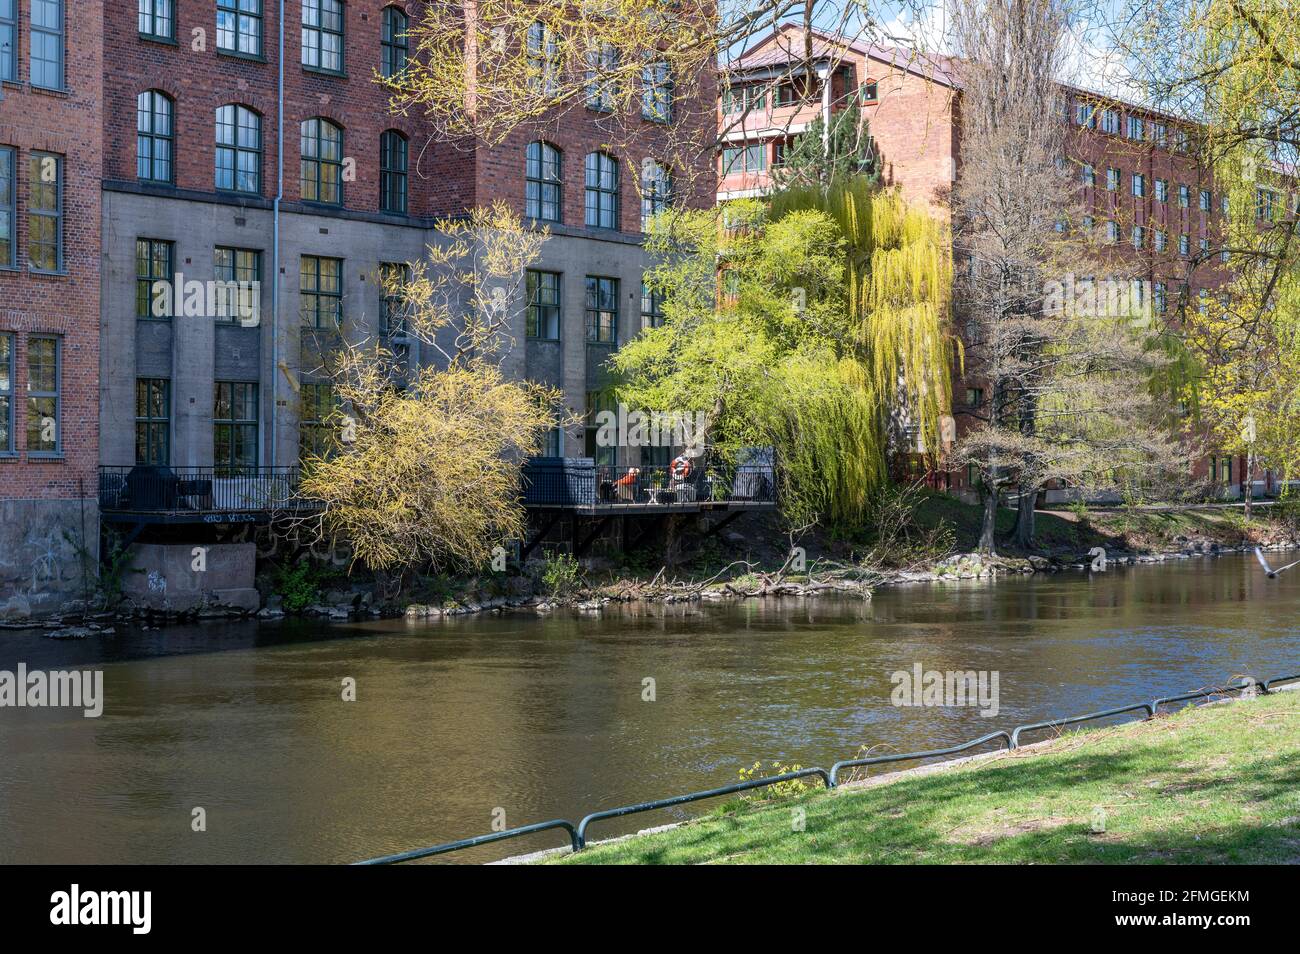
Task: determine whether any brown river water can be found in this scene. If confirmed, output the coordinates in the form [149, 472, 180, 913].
[1, 549, 1297, 863]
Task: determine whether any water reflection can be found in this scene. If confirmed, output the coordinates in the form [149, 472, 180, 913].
[0, 551, 1296, 864]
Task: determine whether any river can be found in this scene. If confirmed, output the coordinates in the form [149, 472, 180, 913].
[1, 549, 1297, 863]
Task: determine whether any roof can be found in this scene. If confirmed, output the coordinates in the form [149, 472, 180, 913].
[728, 24, 962, 89]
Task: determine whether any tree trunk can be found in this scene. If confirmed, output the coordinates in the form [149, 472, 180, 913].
[979, 486, 999, 555]
[1014, 486, 1037, 549]
[1244, 451, 1254, 519]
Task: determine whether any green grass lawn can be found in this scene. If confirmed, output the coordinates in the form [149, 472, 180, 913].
[554, 690, 1300, 864]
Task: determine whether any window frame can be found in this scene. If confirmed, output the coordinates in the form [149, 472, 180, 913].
[300, 117, 344, 205]
[526, 269, 561, 340]
[378, 261, 410, 337]
[25, 335, 60, 457]
[137, 90, 175, 184]
[584, 41, 619, 112]
[138, 0, 175, 41]
[300, 255, 343, 328]
[0, 145, 14, 269]
[379, 129, 408, 214]
[641, 282, 664, 329]
[641, 60, 673, 123]
[640, 159, 672, 231]
[217, 0, 264, 58]
[214, 246, 262, 323]
[136, 238, 174, 320]
[584, 152, 620, 230]
[302, 0, 345, 75]
[27, 151, 63, 273]
[213, 380, 260, 475]
[0, 0, 16, 82]
[380, 6, 408, 78]
[135, 377, 171, 466]
[215, 104, 263, 195]
[0, 332, 13, 454]
[29, 0, 64, 91]
[584, 275, 619, 344]
[525, 141, 563, 223]
[298, 380, 337, 462]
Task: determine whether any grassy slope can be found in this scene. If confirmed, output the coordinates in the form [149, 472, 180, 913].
[555, 691, 1300, 864]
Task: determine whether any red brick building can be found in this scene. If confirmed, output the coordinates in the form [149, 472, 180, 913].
[0, 0, 103, 618]
[720, 24, 1266, 500]
[1, 1, 715, 616]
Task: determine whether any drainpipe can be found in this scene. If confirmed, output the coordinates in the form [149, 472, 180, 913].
[270, 0, 285, 471]
[820, 65, 831, 152]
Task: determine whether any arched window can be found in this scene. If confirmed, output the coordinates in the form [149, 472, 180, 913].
[381, 6, 408, 77]
[137, 90, 174, 184]
[525, 141, 562, 223]
[301, 118, 343, 205]
[640, 159, 672, 231]
[215, 104, 262, 194]
[380, 130, 408, 214]
[584, 152, 619, 230]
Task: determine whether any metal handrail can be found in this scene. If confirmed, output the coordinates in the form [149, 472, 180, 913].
[352, 819, 580, 866]
[575, 767, 833, 848]
[354, 670, 1295, 865]
[829, 730, 1012, 786]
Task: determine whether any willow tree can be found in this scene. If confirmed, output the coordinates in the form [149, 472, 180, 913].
[1136, 0, 1300, 512]
[615, 181, 954, 528]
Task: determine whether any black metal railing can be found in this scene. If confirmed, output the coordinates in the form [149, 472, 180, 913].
[353, 671, 1299, 864]
[99, 465, 313, 514]
[520, 456, 777, 508]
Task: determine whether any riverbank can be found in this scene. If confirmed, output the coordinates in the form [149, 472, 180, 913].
[551, 686, 1300, 865]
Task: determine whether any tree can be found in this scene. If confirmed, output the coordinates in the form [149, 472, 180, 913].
[769, 96, 881, 191]
[948, 0, 1184, 552]
[615, 180, 955, 527]
[1127, 0, 1300, 513]
[298, 205, 563, 572]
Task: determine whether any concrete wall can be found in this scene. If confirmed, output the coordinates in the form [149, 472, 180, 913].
[121, 542, 258, 614]
[0, 499, 98, 620]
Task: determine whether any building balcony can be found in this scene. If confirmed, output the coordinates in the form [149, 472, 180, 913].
[521, 455, 777, 514]
[98, 465, 320, 524]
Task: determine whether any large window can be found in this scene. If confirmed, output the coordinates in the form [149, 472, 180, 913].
[640, 159, 671, 230]
[28, 153, 62, 272]
[215, 104, 262, 194]
[526, 21, 558, 93]
[135, 378, 170, 465]
[722, 144, 766, 175]
[379, 262, 410, 336]
[217, 0, 263, 56]
[642, 61, 672, 122]
[300, 256, 342, 328]
[300, 118, 343, 204]
[302, 0, 344, 73]
[526, 270, 561, 340]
[585, 276, 618, 343]
[299, 381, 336, 462]
[0, 333, 12, 453]
[138, 0, 174, 40]
[641, 283, 664, 329]
[214, 247, 261, 322]
[26, 336, 59, 455]
[525, 141, 562, 223]
[585, 42, 618, 111]
[0, 0, 15, 81]
[137, 91, 175, 183]
[30, 0, 63, 89]
[379, 130, 407, 214]
[214, 381, 258, 474]
[0, 146, 13, 268]
[584, 152, 619, 230]
[584, 392, 616, 467]
[380, 6, 407, 77]
[136, 239, 174, 319]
